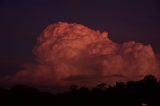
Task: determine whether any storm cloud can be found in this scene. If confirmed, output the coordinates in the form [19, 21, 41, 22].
[2, 22, 160, 88]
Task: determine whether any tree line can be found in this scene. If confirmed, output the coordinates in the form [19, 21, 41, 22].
[0, 75, 160, 106]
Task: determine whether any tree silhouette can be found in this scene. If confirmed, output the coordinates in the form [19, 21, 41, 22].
[0, 75, 160, 106]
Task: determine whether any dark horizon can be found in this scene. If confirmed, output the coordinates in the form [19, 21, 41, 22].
[0, 74, 160, 106]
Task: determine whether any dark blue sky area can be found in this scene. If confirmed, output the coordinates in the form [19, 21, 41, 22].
[0, 0, 160, 75]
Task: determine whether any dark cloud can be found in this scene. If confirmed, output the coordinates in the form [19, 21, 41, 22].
[0, 61, 22, 76]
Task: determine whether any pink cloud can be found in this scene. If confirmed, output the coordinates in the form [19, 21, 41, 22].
[2, 22, 160, 89]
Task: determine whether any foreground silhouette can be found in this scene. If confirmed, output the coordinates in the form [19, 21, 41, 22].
[0, 75, 160, 106]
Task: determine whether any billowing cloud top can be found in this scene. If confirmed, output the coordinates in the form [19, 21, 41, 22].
[2, 22, 160, 88]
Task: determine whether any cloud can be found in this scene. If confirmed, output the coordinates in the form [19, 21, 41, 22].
[2, 22, 160, 89]
[0, 58, 31, 76]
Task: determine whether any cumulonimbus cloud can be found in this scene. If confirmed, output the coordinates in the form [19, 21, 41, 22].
[2, 22, 160, 88]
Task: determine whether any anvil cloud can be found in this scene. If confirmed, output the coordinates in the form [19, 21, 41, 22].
[2, 22, 160, 88]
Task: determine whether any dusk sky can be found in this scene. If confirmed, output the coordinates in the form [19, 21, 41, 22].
[0, 0, 160, 88]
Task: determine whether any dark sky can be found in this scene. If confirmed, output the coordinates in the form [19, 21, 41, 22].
[0, 0, 160, 76]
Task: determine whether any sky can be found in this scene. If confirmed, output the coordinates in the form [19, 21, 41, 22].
[0, 0, 160, 86]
